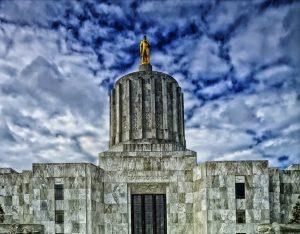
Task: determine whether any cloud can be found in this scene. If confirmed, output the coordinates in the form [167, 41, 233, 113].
[228, 6, 290, 80]
[206, 1, 252, 35]
[0, 0, 67, 29]
[0, 0, 299, 170]
[185, 88, 300, 168]
[281, 4, 300, 71]
[189, 36, 230, 79]
[0, 56, 108, 170]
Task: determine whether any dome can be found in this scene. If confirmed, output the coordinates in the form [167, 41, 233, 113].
[109, 65, 186, 151]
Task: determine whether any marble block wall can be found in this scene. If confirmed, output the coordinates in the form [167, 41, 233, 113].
[269, 165, 300, 224]
[0, 163, 104, 234]
[193, 161, 270, 234]
[89, 164, 105, 234]
[269, 167, 282, 223]
[0, 168, 28, 224]
[99, 150, 197, 234]
[0, 223, 44, 233]
[1, 160, 299, 234]
[193, 163, 207, 234]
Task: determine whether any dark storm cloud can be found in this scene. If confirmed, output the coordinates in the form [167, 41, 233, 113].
[0, 0, 299, 170]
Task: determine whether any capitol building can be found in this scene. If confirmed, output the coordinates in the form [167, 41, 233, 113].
[0, 37, 299, 234]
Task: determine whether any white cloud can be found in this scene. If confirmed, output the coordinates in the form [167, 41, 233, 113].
[198, 80, 229, 98]
[186, 127, 255, 162]
[186, 88, 300, 167]
[0, 56, 109, 171]
[137, 0, 209, 26]
[255, 64, 294, 86]
[190, 36, 230, 78]
[206, 1, 255, 34]
[0, 0, 63, 26]
[229, 7, 290, 80]
[282, 4, 300, 72]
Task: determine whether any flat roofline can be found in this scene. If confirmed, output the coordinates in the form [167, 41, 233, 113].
[32, 162, 97, 166]
[204, 160, 268, 163]
[0, 168, 19, 174]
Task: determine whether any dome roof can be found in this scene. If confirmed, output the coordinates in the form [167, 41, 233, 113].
[109, 69, 186, 152]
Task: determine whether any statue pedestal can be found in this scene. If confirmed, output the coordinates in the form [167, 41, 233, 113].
[139, 63, 152, 71]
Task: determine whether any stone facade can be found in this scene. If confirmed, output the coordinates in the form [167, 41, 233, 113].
[1, 161, 299, 233]
[98, 150, 196, 234]
[0, 65, 299, 234]
[269, 165, 300, 224]
[0, 164, 104, 234]
[0, 224, 44, 233]
[193, 161, 271, 234]
[258, 223, 300, 234]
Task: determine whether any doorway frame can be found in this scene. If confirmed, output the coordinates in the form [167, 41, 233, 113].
[131, 194, 167, 234]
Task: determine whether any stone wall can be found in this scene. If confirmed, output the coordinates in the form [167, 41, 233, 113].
[258, 223, 300, 234]
[0, 223, 44, 233]
[1, 160, 299, 234]
[269, 168, 282, 223]
[0, 169, 26, 224]
[193, 161, 270, 234]
[99, 150, 197, 234]
[269, 166, 300, 224]
[193, 163, 207, 233]
[0, 163, 104, 234]
[89, 164, 104, 233]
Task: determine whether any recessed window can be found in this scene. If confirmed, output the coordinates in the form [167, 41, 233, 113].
[55, 210, 64, 224]
[55, 184, 64, 200]
[40, 201, 47, 210]
[236, 210, 246, 223]
[235, 183, 245, 199]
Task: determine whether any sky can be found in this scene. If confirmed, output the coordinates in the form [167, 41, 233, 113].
[0, 0, 299, 171]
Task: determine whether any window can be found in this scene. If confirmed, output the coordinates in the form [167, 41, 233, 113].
[0, 204, 4, 224]
[55, 210, 64, 224]
[40, 201, 47, 210]
[55, 184, 64, 200]
[236, 210, 246, 223]
[235, 183, 245, 199]
[132, 194, 166, 234]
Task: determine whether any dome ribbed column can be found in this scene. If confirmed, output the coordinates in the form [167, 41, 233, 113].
[109, 70, 186, 151]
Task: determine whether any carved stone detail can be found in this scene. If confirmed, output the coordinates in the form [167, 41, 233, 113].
[130, 183, 167, 194]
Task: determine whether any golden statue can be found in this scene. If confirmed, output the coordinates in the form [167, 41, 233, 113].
[140, 35, 150, 64]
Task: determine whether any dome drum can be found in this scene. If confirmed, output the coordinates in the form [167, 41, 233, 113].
[109, 71, 186, 151]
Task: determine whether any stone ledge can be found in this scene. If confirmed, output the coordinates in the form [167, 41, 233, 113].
[258, 223, 300, 234]
[114, 70, 178, 86]
[0, 168, 18, 174]
[99, 149, 196, 158]
[139, 63, 152, 71]
[0, 224, 44, 233]
[109, 143, 186, 152]
[287, 164, 300, 170]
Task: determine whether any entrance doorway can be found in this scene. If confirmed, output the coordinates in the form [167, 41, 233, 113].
[131, 194, 167, 234]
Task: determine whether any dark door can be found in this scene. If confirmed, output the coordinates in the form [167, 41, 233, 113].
[132, 194, 167, 234]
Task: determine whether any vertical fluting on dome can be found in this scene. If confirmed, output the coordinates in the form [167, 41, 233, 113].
[109, 72, 186, 151]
